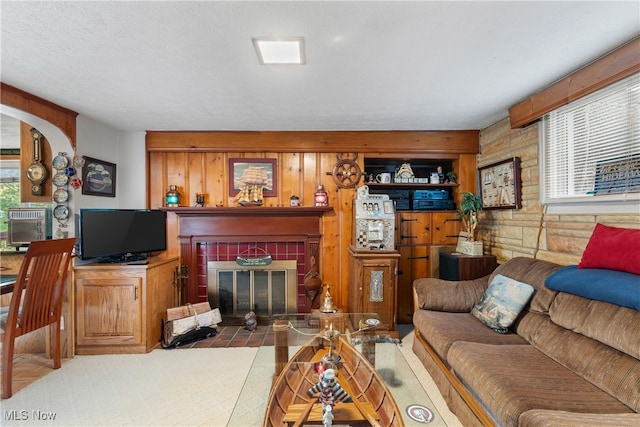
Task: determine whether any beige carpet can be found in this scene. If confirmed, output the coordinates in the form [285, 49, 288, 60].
[1, 331, 460, 426]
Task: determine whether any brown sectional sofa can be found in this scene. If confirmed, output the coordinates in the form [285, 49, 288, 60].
[412, 257, 640, 426]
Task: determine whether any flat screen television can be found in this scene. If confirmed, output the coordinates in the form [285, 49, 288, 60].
[77, 209, 167, 263]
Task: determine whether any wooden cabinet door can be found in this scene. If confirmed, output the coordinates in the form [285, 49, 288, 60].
[396, 212, 432, 245]
[358, 258, 397, 329]
[432, 212, 460, 245]
[76, 276, 143, 346]
[396, 245, 429, 324]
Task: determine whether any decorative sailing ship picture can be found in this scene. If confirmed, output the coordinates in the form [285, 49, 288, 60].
[229, 158, 277, 205]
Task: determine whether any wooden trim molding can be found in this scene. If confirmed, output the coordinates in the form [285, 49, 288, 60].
[509, 37, 640, 129]
[146, 130, 480, 155]
[1, 83, 78, 149]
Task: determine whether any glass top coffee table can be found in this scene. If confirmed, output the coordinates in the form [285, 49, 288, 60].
[227, 312, 446, 426]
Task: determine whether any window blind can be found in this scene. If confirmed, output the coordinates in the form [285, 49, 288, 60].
[542, 73, 640, 203]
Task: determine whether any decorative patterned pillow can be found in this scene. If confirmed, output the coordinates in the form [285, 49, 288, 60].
[471, 274, 535, 333]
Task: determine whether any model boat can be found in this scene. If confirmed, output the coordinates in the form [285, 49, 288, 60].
[233, 165, 270, 206]
[263, 331, 404, 426]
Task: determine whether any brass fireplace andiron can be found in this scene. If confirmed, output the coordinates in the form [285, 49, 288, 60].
[320, 283, 337, 313]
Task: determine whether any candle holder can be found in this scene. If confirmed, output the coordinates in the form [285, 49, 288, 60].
[195, 192, 206, 207]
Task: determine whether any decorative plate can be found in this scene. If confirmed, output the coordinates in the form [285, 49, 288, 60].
[52, 154, 69, 170]
[365, 318, 381, 326]
[53, 204, 69, 220]
[53, 188, 69, 203]
[52, 172, 69, 187]
[406, 404, 434, 423]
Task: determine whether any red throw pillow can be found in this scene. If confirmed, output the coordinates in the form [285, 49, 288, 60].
[578, 223, 640, 275]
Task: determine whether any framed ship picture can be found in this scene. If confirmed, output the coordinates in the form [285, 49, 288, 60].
[229, 158, 277, 197]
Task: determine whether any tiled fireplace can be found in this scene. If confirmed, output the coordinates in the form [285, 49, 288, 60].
[165, 207, 331, 319]
[203, 243, 303, 316]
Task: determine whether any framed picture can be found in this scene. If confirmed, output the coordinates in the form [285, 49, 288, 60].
[228, 158, 277, 197]
[478, 157, 521, 209]
[82, 156, 116, 197]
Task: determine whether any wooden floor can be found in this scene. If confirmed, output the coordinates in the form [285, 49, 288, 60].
[1, 353, 71, 399]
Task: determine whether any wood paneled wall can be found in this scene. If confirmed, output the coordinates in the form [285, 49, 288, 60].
[146, 130, 479, 309]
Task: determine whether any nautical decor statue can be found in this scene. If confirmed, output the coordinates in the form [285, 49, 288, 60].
[233, 165, 269, 206]
[306, 368, 352, 427]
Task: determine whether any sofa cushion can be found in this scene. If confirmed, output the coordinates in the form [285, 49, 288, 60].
[545, 265, 640, 310]
[578, 223, 640, 275]
[471, 274, 535, 333]
[519, 409, 640, 427]
[528, 303, 640, 412]
[448, 342, 634, 427]
[413, 310, 527, 364]
[549, 291, 640, 359]
[413, 276, 487, 312]
[488, 257, 561, 315]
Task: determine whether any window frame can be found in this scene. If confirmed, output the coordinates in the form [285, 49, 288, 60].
[540, 73, 640, 214]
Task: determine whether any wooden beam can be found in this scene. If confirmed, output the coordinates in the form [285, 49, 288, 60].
[1, 83, 78, 149]
[509, 37, 640, 129]
[146, 130, 479, 155]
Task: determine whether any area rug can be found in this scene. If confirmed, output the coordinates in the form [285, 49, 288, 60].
[1, 347, 258, 426]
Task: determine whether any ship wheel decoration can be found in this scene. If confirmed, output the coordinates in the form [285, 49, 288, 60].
[327, 153, 363, 189]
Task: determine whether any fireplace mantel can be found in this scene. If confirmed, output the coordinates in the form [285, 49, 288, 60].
[162, 207, 332, 216]
[162, 206, 333, 304]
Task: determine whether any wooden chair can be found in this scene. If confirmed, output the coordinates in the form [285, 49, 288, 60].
[1, 238, 75, 399]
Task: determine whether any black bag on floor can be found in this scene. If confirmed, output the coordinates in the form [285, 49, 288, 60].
[161, 302, 221, 348]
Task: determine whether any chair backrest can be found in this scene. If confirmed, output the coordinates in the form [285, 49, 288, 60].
[5, 238, 75, 336]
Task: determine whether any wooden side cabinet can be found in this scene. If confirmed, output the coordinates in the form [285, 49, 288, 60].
[74, 257, 179, 354]
[348, 246, 400, 331]
[439, 252, 497, 281]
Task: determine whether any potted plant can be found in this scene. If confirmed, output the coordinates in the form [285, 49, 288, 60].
[458, 192, 483, 255]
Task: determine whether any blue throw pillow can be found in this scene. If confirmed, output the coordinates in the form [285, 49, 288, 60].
[545, 266, 640, 311]
[471, 274, 535, 334]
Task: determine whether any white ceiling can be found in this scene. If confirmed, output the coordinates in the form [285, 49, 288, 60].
[1, 1, 639, 132]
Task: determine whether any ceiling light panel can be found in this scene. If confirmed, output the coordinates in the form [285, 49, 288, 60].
[253, 37, 305, 65]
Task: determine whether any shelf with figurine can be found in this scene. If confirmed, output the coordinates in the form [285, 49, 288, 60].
[363, 159, 458, 186]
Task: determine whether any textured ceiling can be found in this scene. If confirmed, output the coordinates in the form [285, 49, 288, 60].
[1, 1, 639, 132]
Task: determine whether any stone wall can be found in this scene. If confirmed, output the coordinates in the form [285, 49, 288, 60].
[477, 118, 640, 266]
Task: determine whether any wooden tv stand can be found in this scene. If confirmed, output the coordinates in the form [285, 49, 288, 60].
[73, 256, 179, 354]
